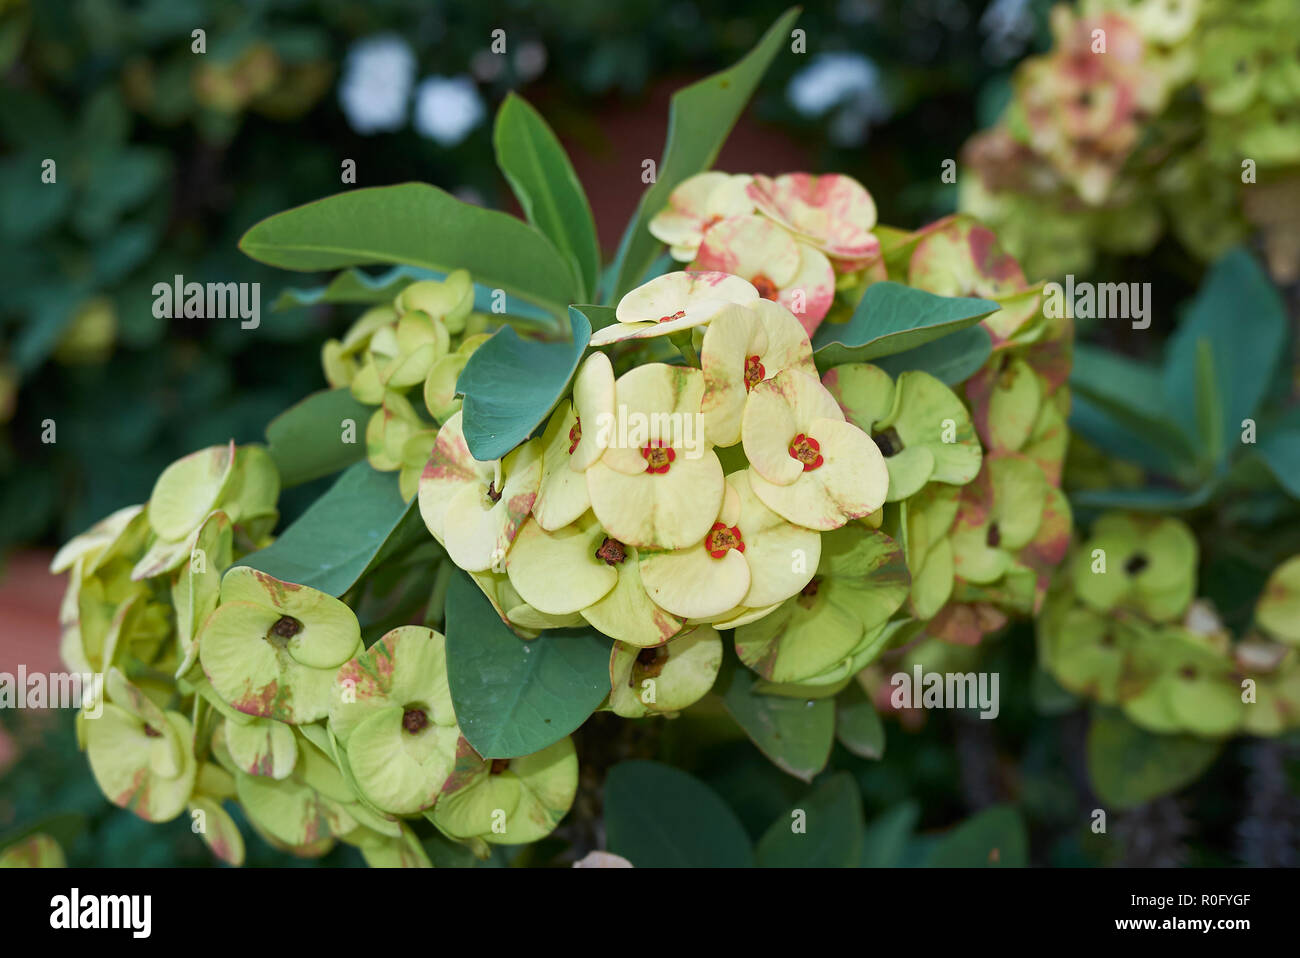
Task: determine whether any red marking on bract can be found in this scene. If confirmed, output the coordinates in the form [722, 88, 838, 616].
[744, 355, 766, 391]
[751, 274, 780, 300]
[705, 521, 745, 558]
[568, 417, 582, 454]
[788, 433, 824, 470]
[641, 441, 676, 474]
[657, 310, 687, 323]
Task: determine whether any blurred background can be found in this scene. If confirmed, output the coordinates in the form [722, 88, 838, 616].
[2, 0, 1294, 867]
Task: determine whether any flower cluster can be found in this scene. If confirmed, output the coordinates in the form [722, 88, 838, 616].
[1039, 514, 1300, 738]
[50, 168, 1086, 866]
[49, 438, 577, 865]
[961, 0, 1300, 281]
[647, 171, 881, 335]
[419, 268, 904, 708]
[321, 270, 492, 500]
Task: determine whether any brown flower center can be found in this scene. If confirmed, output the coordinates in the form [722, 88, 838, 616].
[704, 521, 745, 558]
[595, 537, 628, 566]
[1125, 554, 1149, 575]
[568, 417, 582, 455]
[797, 576, 822, 609]
[751, 273, 780, 300]
[641, 441, 676, 474]
[788, 433, 824, 470]
[402, 708, 428, 733]
[872, 427, 902, 458]
[486, 480, 502, 503]
[986, 523, 1002, 548]
[490, 758, 512, 775]
[269, 615, 303, 643]
[633, 645, 670, 683]
[143, 725, 163, 738]
[744, 354, 766, 391]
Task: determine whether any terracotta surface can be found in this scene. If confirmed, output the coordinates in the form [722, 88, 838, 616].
[0, 550, 64, 677]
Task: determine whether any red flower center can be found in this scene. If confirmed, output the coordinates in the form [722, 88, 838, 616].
[568, 417, 582, 455]
[788, 433, 824, 470]
[704, 521, 745, 559]
[744, 354, 766, 391]
[657, 309, 687, 323]
[641, 441, 676, 474]
[701, 214, 724, 232]
[751, 273, 780, 301]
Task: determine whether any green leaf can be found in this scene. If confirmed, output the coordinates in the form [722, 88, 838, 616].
[1163, 247, 1287, 456]
[238, 183, 578, 318]
[873, 324, 991, 386]
[717, 657, 835, 783]
[1086, 709, 1222, 809]
[1257, 420, 1300, 499]
[860, 802, 919, 867]
[604, 760, 754, 867]
[494, 93, 601, 301]
[443, 571, 610, 759]
[925, 804, 1028, 867]
[1193, 338, 1225, 469]
[456, 306, 592, 461]
[1070, 344, 1194, 466]
[835, 682, 885, 760]
[1068, 393, 1181, 477]
[1068, 482, 1216, 513]
[265, 388, 372, 487]
[607, 7, 801, 300]
[568, 303, 617, 333]
[756, 771, 864, 867]
[237, 462, 427, 596]
[812, 282, 999, 367]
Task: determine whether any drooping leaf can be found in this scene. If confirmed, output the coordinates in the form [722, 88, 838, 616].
[1070, 344, 1194, 466]
[607, 7, 802, 300]
[834, 682, 885, 760]
[717, 657, 835, 783]
[456, 306, 592, 461]
[756, 771, 864, 867]
[1163, 247, 1287, 457]
[1257, 417, 1300, 499]
[494, 93, 601, 301]
[873, 324, 992, 386]
[604, 760, 754, 867]
[443, 571, 610, 759]
[1086, 709, 1221, 810]
[813, 282, 999, 367]
[925, 804, 1028, 867]
[238, 183, 578, 318]
[237, 462, 427, 596]
[265, 388, 372, 487]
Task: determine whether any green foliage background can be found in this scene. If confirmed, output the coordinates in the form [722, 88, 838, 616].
[3, 0, 1298, 867]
